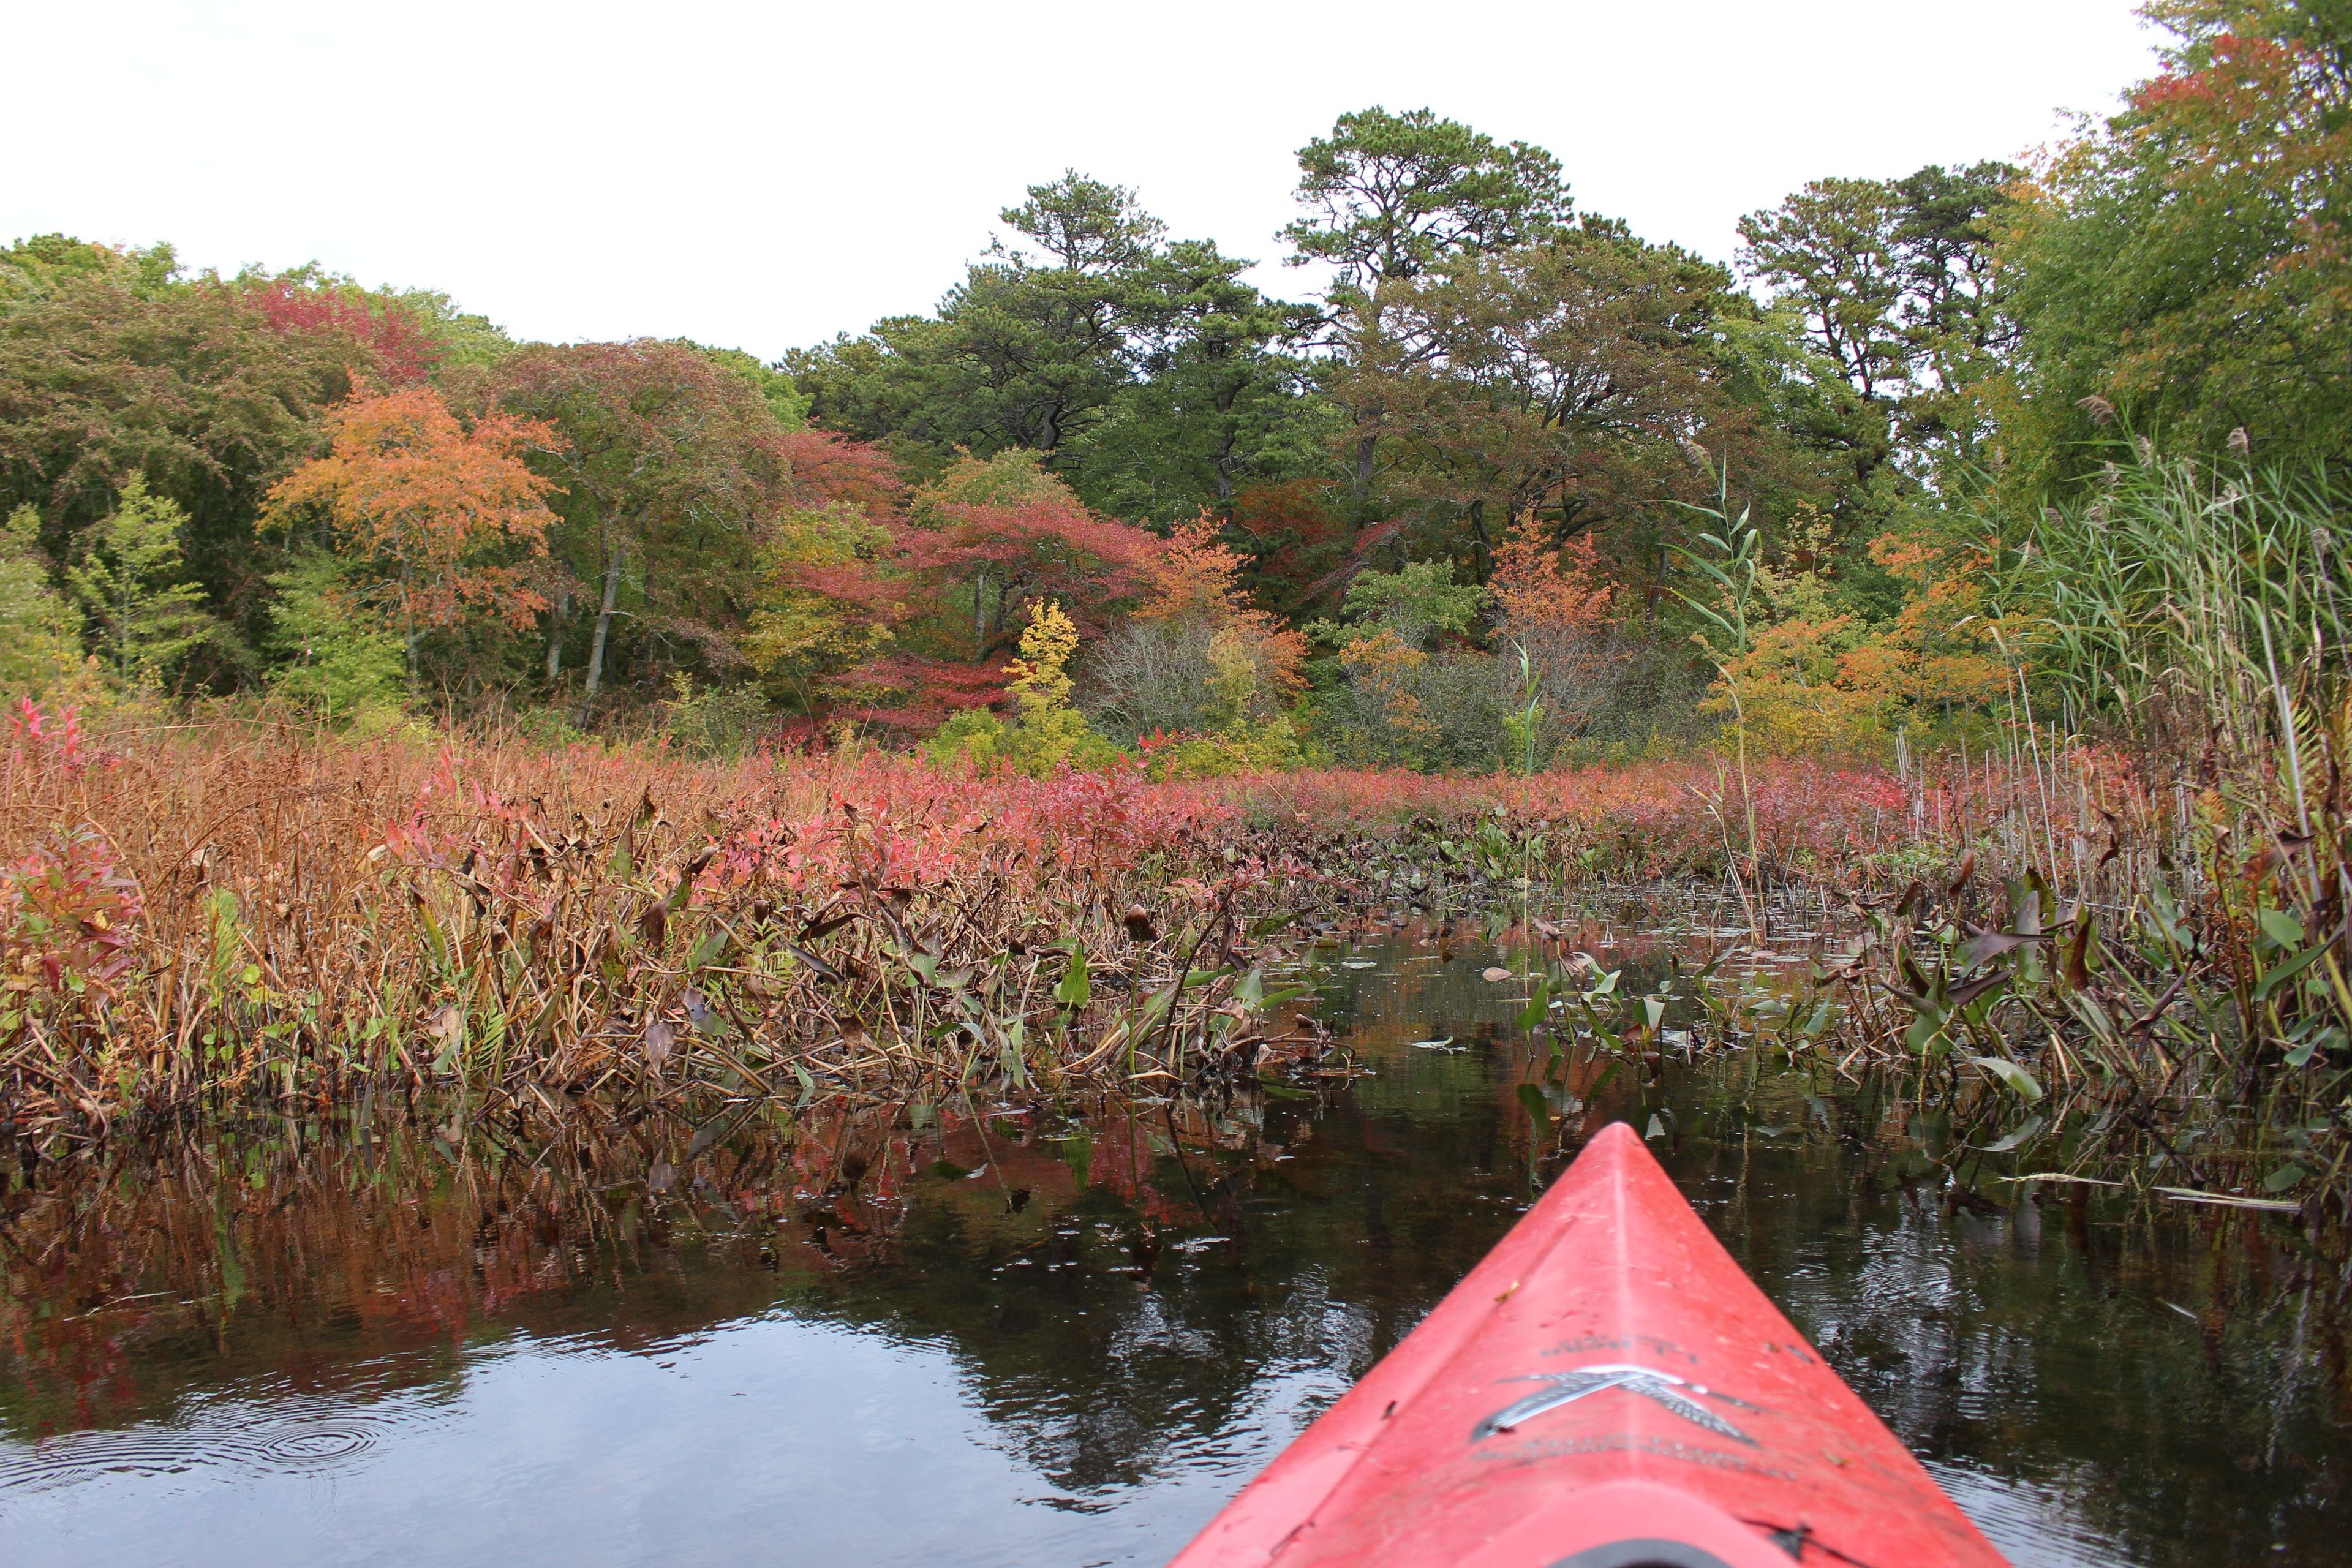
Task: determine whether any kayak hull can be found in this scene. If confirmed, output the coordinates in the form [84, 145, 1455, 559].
[1169, 1121, 2007, 1568]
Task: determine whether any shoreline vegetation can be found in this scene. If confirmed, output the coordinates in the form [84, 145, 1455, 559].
[4, 682, 2346, 1225]
[3, 4, 2348, 1227]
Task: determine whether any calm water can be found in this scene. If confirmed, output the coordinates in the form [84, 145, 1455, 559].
[4, 931, 2346, 1566]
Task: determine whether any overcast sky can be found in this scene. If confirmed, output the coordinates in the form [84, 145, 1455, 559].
[11, 1, 2160, 358]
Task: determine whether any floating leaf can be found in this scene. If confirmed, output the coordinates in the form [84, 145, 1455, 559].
[1483, 966, 1514, 982]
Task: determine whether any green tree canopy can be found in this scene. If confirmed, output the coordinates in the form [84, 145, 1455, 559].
[1996, 0, 2352, 483]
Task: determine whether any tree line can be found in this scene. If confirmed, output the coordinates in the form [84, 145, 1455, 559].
[1, 0, 2340, 768]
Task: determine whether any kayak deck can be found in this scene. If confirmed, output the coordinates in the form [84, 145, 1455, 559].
[1168, 1121, 2007, 1568]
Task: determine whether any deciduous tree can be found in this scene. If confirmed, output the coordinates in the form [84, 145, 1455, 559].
[1997, 0, 2352, 479]
[490, 341, 800, 714]
[0, 252, 425, 657]
[263, 385, 560, 692]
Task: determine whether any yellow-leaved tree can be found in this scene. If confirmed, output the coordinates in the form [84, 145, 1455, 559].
[928, 601, 1118, 775]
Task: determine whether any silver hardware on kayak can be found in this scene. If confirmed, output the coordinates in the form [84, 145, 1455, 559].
[1473, 1363, 1758, 1447]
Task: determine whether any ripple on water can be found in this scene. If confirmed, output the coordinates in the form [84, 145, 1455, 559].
[0, 1398, 396, 1493]
[1931, 1459, 2122, 1568]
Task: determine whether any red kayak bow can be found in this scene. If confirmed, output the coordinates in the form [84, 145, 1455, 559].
[1169, 1121, 2007, 1568]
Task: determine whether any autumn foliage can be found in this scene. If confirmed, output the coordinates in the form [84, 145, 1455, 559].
[245, 278, 440, 385]
[264, 385, 562, 654]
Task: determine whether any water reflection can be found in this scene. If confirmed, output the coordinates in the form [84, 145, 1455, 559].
[3, 929, 2346, 1566]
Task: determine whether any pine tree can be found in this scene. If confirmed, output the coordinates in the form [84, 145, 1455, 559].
[64, 476, 212, 690]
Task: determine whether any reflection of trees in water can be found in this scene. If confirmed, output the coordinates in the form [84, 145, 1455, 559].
[5, 934, 2348, 1566]
[1666, 1085, 2352, 1568]
[0, 1078, 1526, 1503]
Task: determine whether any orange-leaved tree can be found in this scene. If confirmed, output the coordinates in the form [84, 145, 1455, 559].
[1489, 517, 1621, 740]
[266, 385, 562, 693]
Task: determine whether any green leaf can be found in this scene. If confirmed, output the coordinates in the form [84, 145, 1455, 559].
[1518, 1082, 1550, 1137]
[1517, 979, 1553, 1033]
[413, 899, 448, 971]
[687, 929, 729, 970]
[2255, 937, 2332, 1001]
[1055, 945, 1091, 1011]
[1000, 1018, 1028, 1090]
[2258, 907, 2305, 949]
[2263, 1163, 2308, 1193]
[1970, 1055, 2044, 1103]
[1904, 1011, 1947, 1057]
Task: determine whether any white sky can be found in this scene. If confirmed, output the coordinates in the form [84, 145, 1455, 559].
[10, 1, 2160, 360]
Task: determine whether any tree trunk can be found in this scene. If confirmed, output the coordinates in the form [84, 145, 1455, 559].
[1352, 433, 1377, 516]
[545, 591, 570, 684]
[579, 545, 623, 726]
[397, 557, 420, 698]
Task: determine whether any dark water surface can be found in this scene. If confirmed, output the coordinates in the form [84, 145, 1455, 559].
[4, 931, 2346, 1566]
